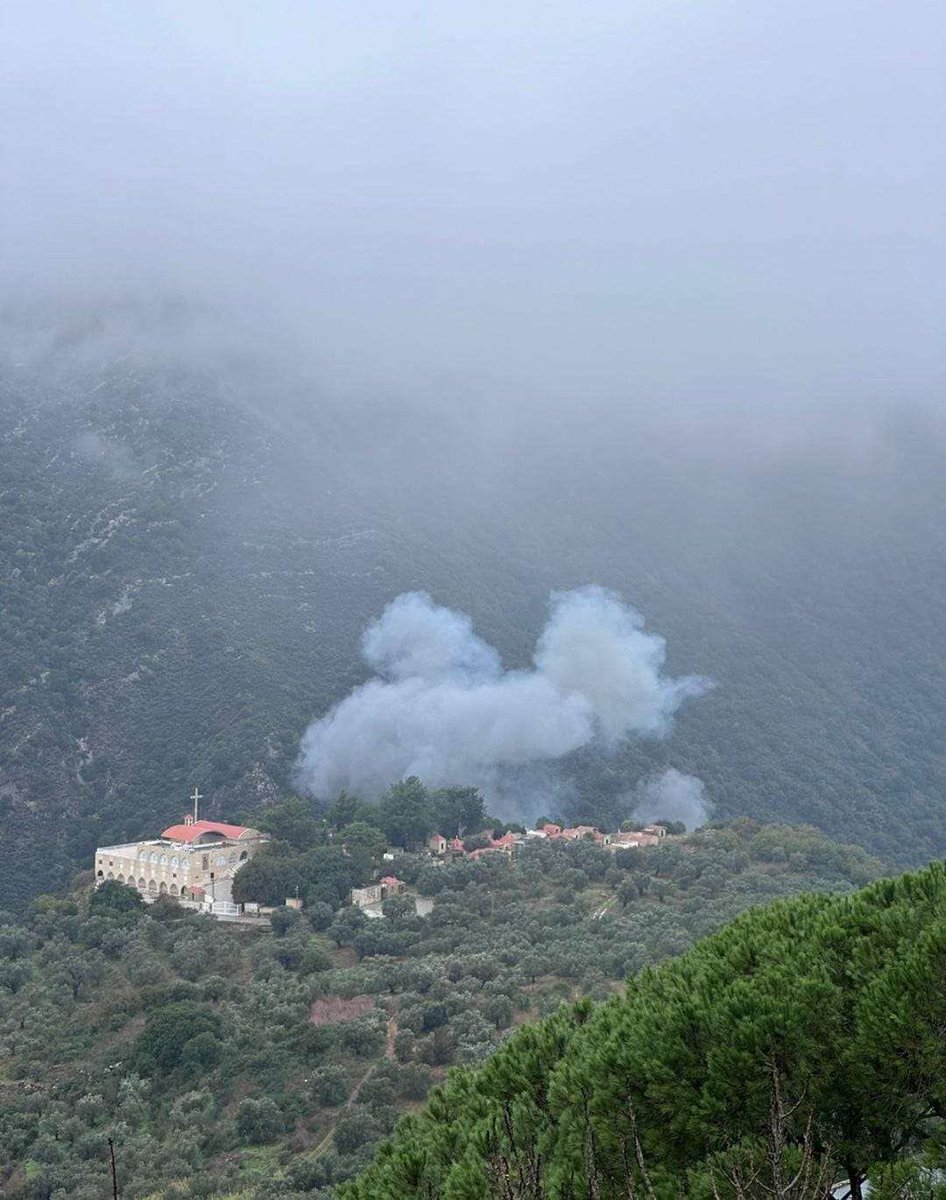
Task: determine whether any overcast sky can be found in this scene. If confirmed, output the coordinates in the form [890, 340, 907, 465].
[2, 1, 943, 409]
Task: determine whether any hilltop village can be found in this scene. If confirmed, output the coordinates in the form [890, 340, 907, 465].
[95, 791, 675, 922]
[351, 821, 671, 913]
[428, 820, 669, 857]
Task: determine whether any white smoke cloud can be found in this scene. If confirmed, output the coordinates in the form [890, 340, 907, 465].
[295, 586, 711, 802]
[361, 591, 500, 684]
[535, 586, 707, 743]
[631, 768, 710, 830]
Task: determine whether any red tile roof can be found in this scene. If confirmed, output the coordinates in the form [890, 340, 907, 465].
[161, 819, 259, 844]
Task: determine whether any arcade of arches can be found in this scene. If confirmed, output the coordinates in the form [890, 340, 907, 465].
[94, 819, 267, 906]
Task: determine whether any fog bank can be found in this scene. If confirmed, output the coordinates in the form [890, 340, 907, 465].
[3, 1, 943, 409]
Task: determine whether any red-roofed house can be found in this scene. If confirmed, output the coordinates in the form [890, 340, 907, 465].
[559, 825, 609, 844]
[527, 823, 611, 845]
[468, 846, 504, 861]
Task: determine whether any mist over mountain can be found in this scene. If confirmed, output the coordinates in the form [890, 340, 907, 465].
[2, 309, 946, 909]
[2, 0, 944, 908]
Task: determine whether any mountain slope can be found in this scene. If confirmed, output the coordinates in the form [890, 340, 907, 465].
[2, 325, 946, 906]
[0, 354, 398, 904]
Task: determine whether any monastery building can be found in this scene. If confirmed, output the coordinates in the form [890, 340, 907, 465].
[93, 789, 269, 914]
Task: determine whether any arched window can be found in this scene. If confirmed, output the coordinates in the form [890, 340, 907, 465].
[160, 855, 168, 866]
[171, 856, 179, 868]
[147, 879, 157, 894]
[159, 881, 168, 895]
[170, 884, 178, 896]
[137, 877, 146, 890]
[117, 874, 125, 884]
[180, 887, 189, 899]
[228, 852, 237, 864]
[106, 872, 114, 880]
[216, 855, 227, 866]
[150, 852, 158, 863]
[239, 850, 248, 861]
[97, 869, 104, 879]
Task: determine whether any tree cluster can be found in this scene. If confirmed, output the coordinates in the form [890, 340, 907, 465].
[343, 857, 946, 1199]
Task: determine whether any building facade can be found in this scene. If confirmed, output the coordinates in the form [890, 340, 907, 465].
[94, 815, 268, 908]
[350, 876, 406, 916]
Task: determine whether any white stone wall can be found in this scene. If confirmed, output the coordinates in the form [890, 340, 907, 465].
[95, 835, 263, 900]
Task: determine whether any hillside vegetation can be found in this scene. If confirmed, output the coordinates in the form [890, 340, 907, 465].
[344, 854, 946, 1200]
[0, 820, 881, 1199]
[4, 330, 946, 909]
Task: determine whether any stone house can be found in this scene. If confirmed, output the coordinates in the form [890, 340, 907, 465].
[351, 884, 384, 908]
[351, 876, 406, 908]
[607, 830, 662, 850]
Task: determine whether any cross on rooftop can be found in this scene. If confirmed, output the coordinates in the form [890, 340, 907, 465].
[191, 786, 203, 822]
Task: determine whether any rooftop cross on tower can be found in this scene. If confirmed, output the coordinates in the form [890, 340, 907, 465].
[190, 786, 203, 824]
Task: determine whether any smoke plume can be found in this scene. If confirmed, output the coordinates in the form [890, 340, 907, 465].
[631, 768, 710, 830]
[295, 587, 710, 803]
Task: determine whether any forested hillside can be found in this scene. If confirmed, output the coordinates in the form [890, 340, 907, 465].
[4, 5, 942, 1196]
[344, 853, 946, 1200]
[0, 821, 881, 1199]
[3, 322, 946, 907]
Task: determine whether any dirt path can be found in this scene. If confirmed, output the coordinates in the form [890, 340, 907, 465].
[311, 1009, 399, 1156]
[345, 1063, 375, 1110]
[311, 1059, 376, 1157]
